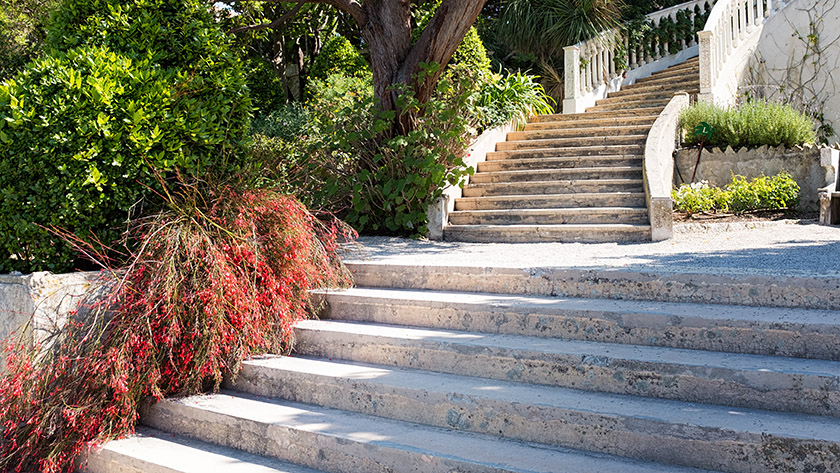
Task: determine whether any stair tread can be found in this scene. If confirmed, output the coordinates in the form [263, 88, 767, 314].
[150, 392, 722, 473]
[450, 207, 648, 214]
[86, 427, 324, 473]
[321, 287, 840, 335]
[241, 355, 840, 442]
[294, 320, 840, 378]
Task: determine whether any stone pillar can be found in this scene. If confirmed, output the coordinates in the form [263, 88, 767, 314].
[562, 45, 584, 114]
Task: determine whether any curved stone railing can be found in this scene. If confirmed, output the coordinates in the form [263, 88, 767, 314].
[563, 0, 713, 114]
[697, 0, 792, 103]
[643, 93, 689, 241]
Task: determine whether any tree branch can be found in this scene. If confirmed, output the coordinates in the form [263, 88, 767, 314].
[229, 1, 304, 34]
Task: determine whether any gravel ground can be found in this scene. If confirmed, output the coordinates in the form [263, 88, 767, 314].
[343, 219, 840, 278]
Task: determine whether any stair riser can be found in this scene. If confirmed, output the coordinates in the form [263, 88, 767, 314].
[318, 294, 840, 361]
[454, 195, 647, 210]
[645, 68, 700, 81]
[476, 156, 642, 172]
[636, 74, 699, 87]
[345, 264, 840, 311]
[293, 328, 840, 416]
[231, 362, 840, 473]
[609, 86, 699, 98]
[470, 169, 642, 184]
[443, 227, 651, 243]
[596, 92, 695, 104]
[588, 101, 670, 112]
[462, 182, 644, 197]
[448, 211, 649, 225]
[141, 401, 517, 473]
[496, 135, 646, 151]
[533, 109, 662, 122]
[508, 126, 651, 140]
[487, 146, 644, 160]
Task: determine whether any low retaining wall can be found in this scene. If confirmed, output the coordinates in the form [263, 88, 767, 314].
[674, 145, 838, 211]
[0, 272, 94, 369]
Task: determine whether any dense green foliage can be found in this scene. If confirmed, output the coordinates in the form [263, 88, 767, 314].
[243, 55, 287, 117]
[0, 0, 60, 79]
[0, 0, 251, 273]
[308, 35, 369, 83]
[672, 173, 801, 214]
[475, 71, 555, 128]
[414, 1, 492, 77]
[680, 101, 817, 149]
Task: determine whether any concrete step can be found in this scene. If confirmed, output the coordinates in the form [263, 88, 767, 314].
[651, 63, 700, 77]
[596, 90, 696, 105]
[84, 427, 325, 473]
[293, 320, 840, 416]
[635, 72, 699, 87]
[454, 192, 646, 210]
[139, 393, 720, 473]
[443, 223, 651, 242]
[587, 98, 671, 112]
[496, 134, 647, 151]
[524, 115, 659, 131]
[344, 263, 840, 311]
[448, 207, 648, 225]
[476, 154, 642, 172]
[461, 179, 644, 197]
[532, 108, 663, 123]
[315, 287, 840, 361]
[486, 145, 644, 160]
[469, 166, 642, 184]
[609, 82, 699, 98]
[507, 124, 652, 140]
[229, 356, 840, 473]
[644, 66, 700, 82]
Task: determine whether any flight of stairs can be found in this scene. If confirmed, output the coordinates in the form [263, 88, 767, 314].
[87, 262, 840, 473]
[445, 56, 701, 243]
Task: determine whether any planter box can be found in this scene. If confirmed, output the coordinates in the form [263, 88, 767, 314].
[674, 145, 839, 212]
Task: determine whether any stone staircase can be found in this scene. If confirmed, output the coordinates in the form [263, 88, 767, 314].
[445, 56, 700, 243]
[87, 260, 840, 473]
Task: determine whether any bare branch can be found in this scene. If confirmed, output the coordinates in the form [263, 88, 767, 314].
[229, 1, 304, 34]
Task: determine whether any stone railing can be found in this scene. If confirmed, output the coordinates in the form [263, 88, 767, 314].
[697, 0, 792, 103]
[644, 93, 690, 241]
[563, 0, 713, 114]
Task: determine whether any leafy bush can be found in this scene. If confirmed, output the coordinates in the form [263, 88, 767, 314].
[247, 134, 309, 193]
[243, 55, 286, 117]
[680, 101, 817, 148]
[0, 0, 251, 273]
[672, 172, 800, 214]
[300, 65, 476, 235]
[251, 102, 312, 141]
[0, 186, 353, 472]
[308, 35, 369, 82]
[414, 2, 492, 77]
[474, 71, 555, 129]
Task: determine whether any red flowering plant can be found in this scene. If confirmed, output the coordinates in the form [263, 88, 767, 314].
[0, 184, 355, 472]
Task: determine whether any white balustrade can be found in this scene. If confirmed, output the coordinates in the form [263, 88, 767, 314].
[563, 0, 713, 114]
[698, 0, 790, 103]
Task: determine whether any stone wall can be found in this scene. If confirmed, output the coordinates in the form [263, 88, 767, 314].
[674, 145, 837, 211]
[0, 272, 95, 369]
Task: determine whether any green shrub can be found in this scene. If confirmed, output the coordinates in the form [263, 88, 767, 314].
[0, 0, 251, 273]
[414, 2, 491, 77]
[301, 64, 476, 235]
[474, 71, 555, 129]
[243, 56, 286, 117]
[680, 101, 817, 148]
[308, 36, 369, 82]
[672, 172, 800, 214]
[247, 133, 309, 192]
[251, 102, 312, 141]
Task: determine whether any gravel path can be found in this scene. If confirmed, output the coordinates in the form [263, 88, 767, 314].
[343, 219, 840, 279]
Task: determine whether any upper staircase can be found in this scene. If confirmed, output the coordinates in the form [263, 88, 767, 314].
[445, 56, 700, 243]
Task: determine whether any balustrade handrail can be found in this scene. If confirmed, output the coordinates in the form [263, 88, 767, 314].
[563, 0, 714, 114]
[698, 0, 792, 103]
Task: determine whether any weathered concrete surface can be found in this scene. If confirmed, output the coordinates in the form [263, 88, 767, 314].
[674, 145, 835, 211]
[84, 427, 323, 473]
[142, 392, 722, 473]
[315, 287, 840, 360]
[293, 320, 840, 417]
[346, 262, 840, 310]
[0, 271, 95, 368]
[228, 356, 840, 473]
